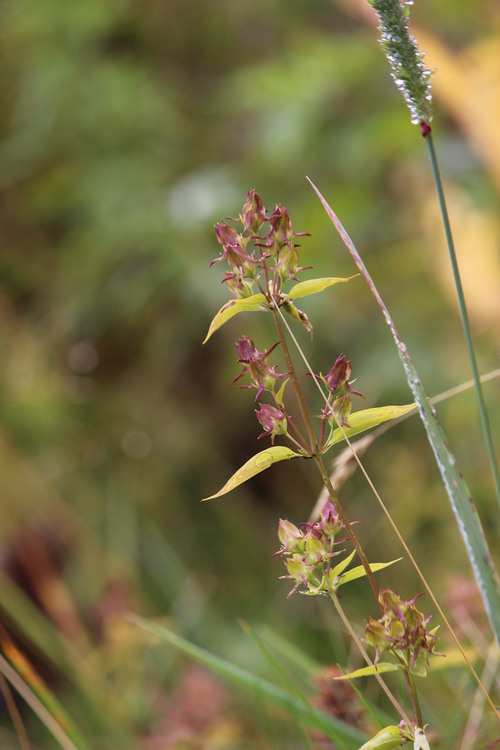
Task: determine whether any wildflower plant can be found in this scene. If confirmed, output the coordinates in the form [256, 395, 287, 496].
[203, 190, 444, 747]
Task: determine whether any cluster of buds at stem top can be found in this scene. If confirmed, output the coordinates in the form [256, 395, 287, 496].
[369, 0, 433, 134]
[365, 588, 441, 671]
[211, 189, 311, 304]
[275, 501, 350, 597]
[310, 353, 364, 430]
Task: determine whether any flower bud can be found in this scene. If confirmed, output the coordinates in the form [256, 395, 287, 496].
[240, 189, 269, 233]
[277, 519, 303, 554]
[233, 337, 285, 401]
[255, 403, 288, 443]
[365, 617, 392, 662]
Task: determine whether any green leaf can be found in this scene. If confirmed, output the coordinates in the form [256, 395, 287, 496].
[203, 446, 302, 500]
[286, 275, 358, 300]
[274, 378, 290, 408]
[128, 614, 368, 747]
[325, 404, 415, 450]
[203, 293, 267, 343]
[334, 663, 402, 680]
[310, 178, 500, 644]
[337, 559, 402, 588]
[331, 549, 356, 579]
[358, 725, 404, 750]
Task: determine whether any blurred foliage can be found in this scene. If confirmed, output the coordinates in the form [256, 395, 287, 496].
[0, 0, 500, 746]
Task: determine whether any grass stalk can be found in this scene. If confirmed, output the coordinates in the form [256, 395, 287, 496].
[426, 132, 500, 511]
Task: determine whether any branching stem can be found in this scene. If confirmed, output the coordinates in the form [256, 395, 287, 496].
[272, 308, 317, 452]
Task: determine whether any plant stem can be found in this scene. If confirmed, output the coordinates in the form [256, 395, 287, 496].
[426, 133, 500, 511]
[272, 308, 317, 452]
[330, 591, 412, 727]
[406, 669, 423, 728]
[313, 453, 381, 605]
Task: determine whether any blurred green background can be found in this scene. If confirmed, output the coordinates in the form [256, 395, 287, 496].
[1, 0, 500, 746]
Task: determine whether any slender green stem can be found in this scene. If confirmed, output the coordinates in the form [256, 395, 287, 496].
[272, 308, 317, 452]
[330, 591, 412, 727]
[271, 304, 382, 603]
[405, 669, 423, 728]
[426, 133, 500, 510]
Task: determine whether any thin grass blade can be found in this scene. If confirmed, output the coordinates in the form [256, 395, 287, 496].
[128, 613, 368, 747]
[309, 178, 500, 644]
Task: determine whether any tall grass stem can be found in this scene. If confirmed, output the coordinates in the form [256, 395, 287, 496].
[426, 133, 500, 510]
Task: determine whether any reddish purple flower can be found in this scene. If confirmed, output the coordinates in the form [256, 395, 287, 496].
[267, 204, 309, 249]
[255, 403, 288, 444]
[233, 336, 285, 401]
[239, 189, 270, 233]
[300, 501, 343, 542]
[211, 222, 258, 277]
[320, 354, 363, 398]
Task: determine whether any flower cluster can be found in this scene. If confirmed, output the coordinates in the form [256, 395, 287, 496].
[275, 501, 349, 597]
[231, 335, 291, 444]
[211, 189, 310, 302]
[212, 194, 363, 452]
[365, 588, 441, 671]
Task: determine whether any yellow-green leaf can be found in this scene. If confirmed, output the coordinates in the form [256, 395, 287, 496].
[333, 663, 401, 681]
[358, 725, 404, 750]
[203, 446, 302, 500]
[331, 549, 356, 579]
[286, 275, 358, 300]
[337, 558, 402, 587]
[203, 294, 267, 343]
[325, 404, 415, 449]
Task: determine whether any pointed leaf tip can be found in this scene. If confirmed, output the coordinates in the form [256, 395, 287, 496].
[203, 293, 267, 343]
[202, 446, 302, 500]
[325, 404, 415, 450]
[286, 276, 358, 301]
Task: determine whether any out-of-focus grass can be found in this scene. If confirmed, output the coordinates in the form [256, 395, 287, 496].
[0, 0, 499, 745]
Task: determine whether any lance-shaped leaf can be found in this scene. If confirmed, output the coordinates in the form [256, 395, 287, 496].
[286, 275, 358, 301]
[203, 446, 302, 500]
[310, 177, 500, 644]
[324, 404, 415, 451]
[333, 663, 402, 681]
[203, 293, 267, 343]
[358, 725, 405, 750]
[333, 557, 402, 590]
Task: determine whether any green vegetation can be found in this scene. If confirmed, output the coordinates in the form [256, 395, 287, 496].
[1, 0, 499, 747]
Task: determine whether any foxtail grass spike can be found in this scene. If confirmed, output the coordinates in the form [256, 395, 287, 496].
[369, 0, 433, 132]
